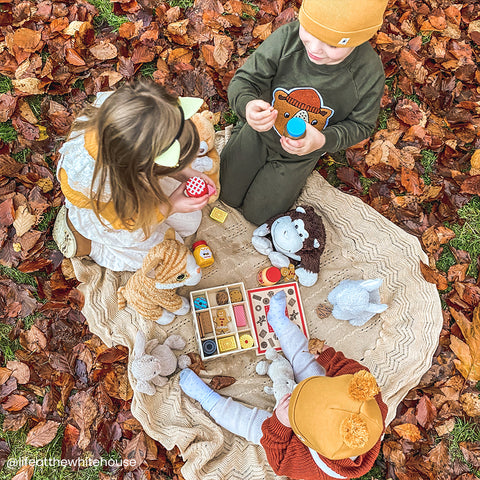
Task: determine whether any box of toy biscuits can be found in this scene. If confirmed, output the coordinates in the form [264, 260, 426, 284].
[190, 282, 257, 360]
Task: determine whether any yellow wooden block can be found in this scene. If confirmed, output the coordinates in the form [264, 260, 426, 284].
[210, 207, 228, 223]
[217, 335, 237, 353]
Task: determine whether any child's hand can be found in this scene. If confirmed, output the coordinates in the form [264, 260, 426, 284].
[280, 124, 326, 156]
[246, 100, 277, 132]
[275, 393, 292, 427]
[168, 182, 209, 214]
[173, 167, 216, 193]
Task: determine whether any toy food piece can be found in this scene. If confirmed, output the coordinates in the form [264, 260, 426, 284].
[233, 304, 247, 327]
[229, 289, 243, 303]
[197, 311, 213, 337]
[214, 309, 230, 334]
[193, 296, 208, 310]
[239, 334, 254, 349]
[192, 241, 214, 268]
[281, 263, 298, 281]
[283, 117, 306, 139]
[216, 290, 229, 305]
[185, 176, 208, 198]
[202, 339, 217, 356]
[192, 240, 214, 268]
[210, 207, 228, 223]
[218, 335, 237, 353]
[258, 266, 282, 286]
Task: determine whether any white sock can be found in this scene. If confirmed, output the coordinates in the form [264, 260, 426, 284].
[179, 368, 221, 412]
[209, 397, 271, 444]
[266, 291, 291, 335]
[268, 292, 325, 382]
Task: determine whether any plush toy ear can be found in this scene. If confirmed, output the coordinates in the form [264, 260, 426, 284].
[359, 279, 383, 291]
[133, 331, 146, 358]
[366, 303, 388, 314]
[295, 206, 306, 214]
[164, 228, 176, 241]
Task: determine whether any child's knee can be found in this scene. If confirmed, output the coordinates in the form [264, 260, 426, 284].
[242, 200, 287, 226]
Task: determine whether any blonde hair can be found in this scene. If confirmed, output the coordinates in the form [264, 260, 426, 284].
[74, 80, 199, 236]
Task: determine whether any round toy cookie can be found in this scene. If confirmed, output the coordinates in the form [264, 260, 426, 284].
[216, 290, 229, 305]
[239, 334, 254, 349]
[202, 339, 217, 356]
[193, 296, 208, 310]
[185, 176, 208, 198]
[229, 289, 243, 303]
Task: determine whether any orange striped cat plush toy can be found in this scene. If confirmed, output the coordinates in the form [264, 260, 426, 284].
[117, 228, 202, 325]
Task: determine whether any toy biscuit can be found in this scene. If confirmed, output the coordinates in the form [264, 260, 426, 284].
[197, 311, 213, 337]
[229, 289, 243, 303]
[216, 290, 229, 305]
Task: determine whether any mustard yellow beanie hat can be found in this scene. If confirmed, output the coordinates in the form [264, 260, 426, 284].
[288, 370, 384, 460]
[298, 0, 388, 47]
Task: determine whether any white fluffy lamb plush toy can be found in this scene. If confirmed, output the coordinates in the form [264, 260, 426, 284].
[256, 348, 296, 407]
[131, 330, 191, 395]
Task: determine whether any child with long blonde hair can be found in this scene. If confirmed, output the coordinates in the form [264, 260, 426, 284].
[53, 80, 214, 271]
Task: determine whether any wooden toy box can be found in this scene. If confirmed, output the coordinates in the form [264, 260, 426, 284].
[190, 283, 257, 360]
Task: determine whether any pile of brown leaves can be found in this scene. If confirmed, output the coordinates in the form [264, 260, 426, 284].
[1, 0, 480, 479]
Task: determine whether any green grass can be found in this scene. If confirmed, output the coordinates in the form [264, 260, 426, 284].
[0, 74, 13, 93]
[0, 121, 18, 143]
[436, 246, 456, 274]
[0, 324, 21, 365]
[86, 0, 128, 31]
[0, 265, 38, 288]
[140, 61, 156, 79]
[72, 78, 85, 91]
[447, 418, 480, 477]
[420, 149, 437, 185]
[167, 0, 194, 7]
[12, 148, 32, 164]
[378, 107, 391, 130]
[40, 51, 50, 63]
[0, 415, 125, 480]
[385, 76, 402, 99]
[448, 196, 480, 278]
[360, 176, 378, 195]
[27, 95, 43, 120]
[223, 108, 238, 125]
[37, 206, 61, 232]
[421, 31, 433, 44]
[22, 312, 42, 330]
[45, 240, 59, 250]
[406, 93, 422, 105]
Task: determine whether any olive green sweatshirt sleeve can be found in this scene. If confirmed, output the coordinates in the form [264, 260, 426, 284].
[227, 27, 287, 122]
[321, 58, 385, 152]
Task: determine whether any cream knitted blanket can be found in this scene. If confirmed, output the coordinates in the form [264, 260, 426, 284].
[71, 170, 442, 480]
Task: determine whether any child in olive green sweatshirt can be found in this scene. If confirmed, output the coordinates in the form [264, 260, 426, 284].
[220, 0, 388, 225]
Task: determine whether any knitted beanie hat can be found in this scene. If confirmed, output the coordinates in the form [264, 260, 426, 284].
[298, 0, 388, 48]
[288, 370, 384, 460]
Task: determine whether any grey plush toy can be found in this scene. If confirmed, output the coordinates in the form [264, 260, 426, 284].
[327, 278, 388, 327]
[131, 330, 191, 395]
[256, 348, 296, 408]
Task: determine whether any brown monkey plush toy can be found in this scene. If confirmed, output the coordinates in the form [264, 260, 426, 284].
[251, 206, 326, 287]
